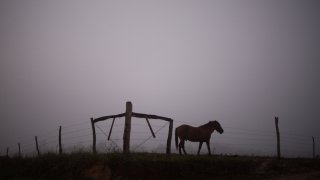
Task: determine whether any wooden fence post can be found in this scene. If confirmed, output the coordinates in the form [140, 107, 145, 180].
[166, 120, 173, 155]
[312, 136, 315, 160]
[35, 136, 41, 157]
[91, 118, 96, 154]
[59, 126, 62, 155]
[123, 101, 132, 154]
[18, 143, 21, 158]
[275, 116, 281, 159]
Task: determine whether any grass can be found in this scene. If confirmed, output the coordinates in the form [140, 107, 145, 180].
[1, 152, 320, 179]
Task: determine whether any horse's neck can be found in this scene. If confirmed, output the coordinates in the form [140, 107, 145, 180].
[207, 127, 215, 134]
[199, 123, 210, 128]
[199, 124, 215, 133]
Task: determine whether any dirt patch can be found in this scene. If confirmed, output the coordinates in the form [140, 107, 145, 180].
[83, 162, 111, 180]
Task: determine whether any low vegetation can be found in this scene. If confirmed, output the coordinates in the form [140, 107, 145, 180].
[1, 152, 320, 179]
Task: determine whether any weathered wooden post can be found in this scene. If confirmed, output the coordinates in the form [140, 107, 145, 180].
[35, 136, 41, 157]
[312, 136, 315, 160]
[123, 101, 132, 154]
[18, 143, 21, 158]
[275, 116, 281, 159]
[166, 119, 173, 155]
[91, 118, 97, 154]
[59, 126, 62, 155]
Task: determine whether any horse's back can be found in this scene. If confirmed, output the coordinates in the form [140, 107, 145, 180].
[176, 124, 193, 133]
[176, 124, 197, 139]
[176, 124, 210, 142]
[176, 124, 191, 135]
[176, 124, 193, 129]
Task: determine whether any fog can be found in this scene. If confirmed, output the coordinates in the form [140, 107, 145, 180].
[1, 0, 320, 157]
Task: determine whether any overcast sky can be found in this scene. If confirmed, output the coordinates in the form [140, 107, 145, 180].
[1, 0, 320, 157]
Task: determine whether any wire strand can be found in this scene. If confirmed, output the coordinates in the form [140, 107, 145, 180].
[133, 122, 168, 151]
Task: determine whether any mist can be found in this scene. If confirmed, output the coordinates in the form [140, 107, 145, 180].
[1, 0, 320, 158]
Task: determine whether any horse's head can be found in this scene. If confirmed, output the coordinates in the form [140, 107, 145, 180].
[210, 120, 224, 134]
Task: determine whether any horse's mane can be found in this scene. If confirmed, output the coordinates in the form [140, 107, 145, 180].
[198, 121, 212, 128]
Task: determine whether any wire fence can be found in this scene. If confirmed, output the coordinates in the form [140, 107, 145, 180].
[2, 118, 319, 158]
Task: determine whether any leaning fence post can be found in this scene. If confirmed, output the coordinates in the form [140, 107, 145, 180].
[312, 136, 315, 160]
[275, 116, 281, 159]
[108, 118, 116, 140]
[35, 136, 41, 157]
[146, 118, 156, 138]
[123, 101, 132, 154]
[18, 143, 21, 158]
[59, 126, 62, 155]
[166, 119, 173, 155]
[91, 118, 96, 154]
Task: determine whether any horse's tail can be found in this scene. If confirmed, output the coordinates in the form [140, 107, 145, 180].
[175, 127, 178, 150]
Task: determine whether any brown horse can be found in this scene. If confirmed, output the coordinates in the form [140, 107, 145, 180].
[175, 120, 224, 155]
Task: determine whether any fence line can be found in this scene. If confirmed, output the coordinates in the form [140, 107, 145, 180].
[3, 138, 317, 156]
[3, 117, 319, 158]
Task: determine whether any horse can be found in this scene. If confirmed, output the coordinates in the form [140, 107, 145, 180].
[175, 120, 224, 156]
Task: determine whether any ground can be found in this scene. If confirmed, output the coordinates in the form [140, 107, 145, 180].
[0, 153, 319, 179]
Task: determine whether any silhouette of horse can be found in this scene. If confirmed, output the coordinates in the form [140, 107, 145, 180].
[175, 120, 224, 155]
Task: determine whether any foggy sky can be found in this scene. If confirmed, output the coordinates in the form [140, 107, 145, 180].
[1, 0, 320, 157]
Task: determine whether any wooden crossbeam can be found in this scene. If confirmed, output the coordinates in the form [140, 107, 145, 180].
[132, 112, 172, 122]
[93, 113, 125, 123]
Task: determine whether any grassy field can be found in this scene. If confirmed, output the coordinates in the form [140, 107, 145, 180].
[1, 152, 320, 179]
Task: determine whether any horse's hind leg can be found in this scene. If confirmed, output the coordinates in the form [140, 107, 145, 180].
[182, 140, 187, 155]
[178, 140, 183, 155]
[197, 142, 203, 155]
[206, 141, 211, 156]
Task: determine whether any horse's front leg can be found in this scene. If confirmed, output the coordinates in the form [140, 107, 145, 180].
[197, 142, 203, 155]
[181, 140, 187, 155]
[206, 141, 211, 156]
